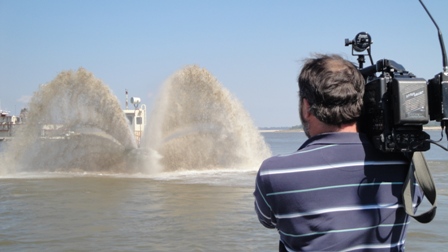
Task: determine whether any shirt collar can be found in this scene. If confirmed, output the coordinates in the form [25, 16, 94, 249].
[298, 132, 369, 150]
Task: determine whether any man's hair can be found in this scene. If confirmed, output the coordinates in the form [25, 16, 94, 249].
[298, 54, 365, 126]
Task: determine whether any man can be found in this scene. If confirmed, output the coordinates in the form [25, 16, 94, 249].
[254, 54, 421, 251]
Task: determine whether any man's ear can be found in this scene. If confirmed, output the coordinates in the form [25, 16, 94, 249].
[301, 98, 312, 119]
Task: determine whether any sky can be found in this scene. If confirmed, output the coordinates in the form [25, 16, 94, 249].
[1, 0, 447, 127]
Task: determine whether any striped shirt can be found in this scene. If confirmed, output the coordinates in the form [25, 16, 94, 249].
[254, 132, 422, 252]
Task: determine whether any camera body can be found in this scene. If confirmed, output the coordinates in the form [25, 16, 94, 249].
[346, 32, 448, 153]
[358, 59, 430, 152]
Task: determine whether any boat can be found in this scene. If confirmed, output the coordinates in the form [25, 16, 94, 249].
[0, 109, 25, 141]
[0, 92, 146, 147]
[123, 91, 146, 147]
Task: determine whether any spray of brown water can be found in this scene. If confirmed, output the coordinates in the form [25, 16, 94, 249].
[142, 65, 271, 172]
[0, 66, 271, 175]
[2, 68, 137, 174]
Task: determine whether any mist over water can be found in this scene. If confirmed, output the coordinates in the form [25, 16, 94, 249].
[1, 66, 271, 175]
[142, 65, 271, 172]
[2, 68, 137, 174]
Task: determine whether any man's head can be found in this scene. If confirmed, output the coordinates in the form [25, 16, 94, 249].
[298, 54, 365, 136]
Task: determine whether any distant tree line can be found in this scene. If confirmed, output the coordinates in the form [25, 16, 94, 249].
[290, 125, 303, 130]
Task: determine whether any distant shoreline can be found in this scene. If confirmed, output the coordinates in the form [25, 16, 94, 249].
[259, 129, 303, 133]
[259, 126, 442, 133]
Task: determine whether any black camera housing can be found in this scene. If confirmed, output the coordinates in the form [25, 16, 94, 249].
[346, 28, 448, 153]
[357, 59, 431, 152]
[428, 71, 448, 121]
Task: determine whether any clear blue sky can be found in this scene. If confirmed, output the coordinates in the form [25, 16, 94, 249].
[1, 0, 447, 127]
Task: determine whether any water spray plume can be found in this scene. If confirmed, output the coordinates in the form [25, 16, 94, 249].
[142, 65, 271, 172]
[0, 66, 271, 175]
[2, 68, 137, 174]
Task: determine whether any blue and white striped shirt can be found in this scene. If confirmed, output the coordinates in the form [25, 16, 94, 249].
[254, 132, 422, 251]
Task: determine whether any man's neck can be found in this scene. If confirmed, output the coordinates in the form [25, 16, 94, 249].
[335, 123, 358, 133]
[308, 118, 357, 137]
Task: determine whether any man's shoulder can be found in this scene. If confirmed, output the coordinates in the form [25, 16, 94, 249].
[258, 143, 329, 173]
[258, 132, 408, 173]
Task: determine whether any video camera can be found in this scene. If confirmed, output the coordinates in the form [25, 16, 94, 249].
[345, 1, 448, 153]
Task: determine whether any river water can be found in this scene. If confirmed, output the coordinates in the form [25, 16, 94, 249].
[0, 130, 447, 252]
